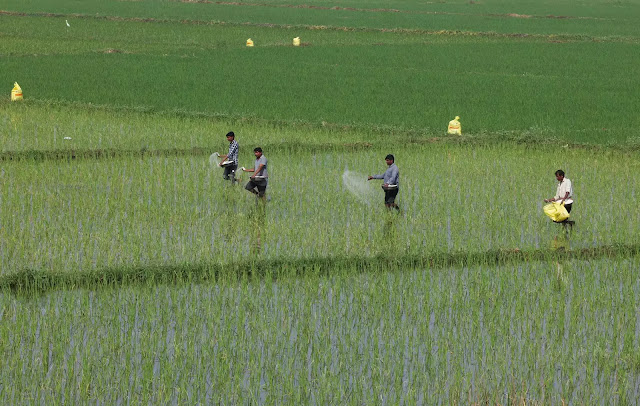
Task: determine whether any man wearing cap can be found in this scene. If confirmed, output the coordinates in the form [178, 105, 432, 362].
[544, 169, 575, 226]
[368, 154, 400, 211]
[242, 147, 268, 199]
[219, 131, 239, 184]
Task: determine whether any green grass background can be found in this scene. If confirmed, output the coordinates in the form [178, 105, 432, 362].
[2, 0, 640, 144]
[3, 0, 640, 36]
[2, 1, 640, 403]
[2, 143, 639, 275]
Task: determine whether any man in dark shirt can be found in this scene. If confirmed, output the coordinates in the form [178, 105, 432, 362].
[219, 131, 239, 184]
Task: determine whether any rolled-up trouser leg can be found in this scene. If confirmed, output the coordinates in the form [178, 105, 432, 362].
[223, 164, 237, 183]
[256, 179, 267, 197]
[245, 179, 257, 194]
[245, 179, 267, 196]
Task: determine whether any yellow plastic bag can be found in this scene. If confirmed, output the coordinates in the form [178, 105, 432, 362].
[246, 38, 254, 47]
[447, 116, 461, 135]
[293, 37, 300, 46]
[11, 82, 23, 101]
[543, 202, 570, 222]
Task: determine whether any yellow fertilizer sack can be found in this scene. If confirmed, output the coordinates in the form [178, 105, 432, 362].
[543, 202, 570, 222]
[447, 116, 461, 135]
[11, 82, 23, 101]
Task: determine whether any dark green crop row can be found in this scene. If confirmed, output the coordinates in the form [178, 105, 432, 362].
[3, 243, 640, 295]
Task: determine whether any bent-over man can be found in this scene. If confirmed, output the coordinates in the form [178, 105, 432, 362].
[544, 169, 574, 225]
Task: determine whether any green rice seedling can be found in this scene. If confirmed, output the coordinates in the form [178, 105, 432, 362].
[0, 2, 639, 402]
[1, 142, 639, 276]
[0, 102, 401, 153]
[2, 257, 640, 403]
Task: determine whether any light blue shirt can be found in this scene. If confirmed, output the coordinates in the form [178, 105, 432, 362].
[372, 163, 399, 185]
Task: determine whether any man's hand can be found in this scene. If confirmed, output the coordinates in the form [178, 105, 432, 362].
[367, 176, 373, 180]
[383, 183, 389, 188]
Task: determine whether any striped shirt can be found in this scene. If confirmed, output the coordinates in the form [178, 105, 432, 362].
[227, 140, 239, 163]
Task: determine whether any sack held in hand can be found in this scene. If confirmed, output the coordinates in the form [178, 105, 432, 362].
[543, 202, 570, 222]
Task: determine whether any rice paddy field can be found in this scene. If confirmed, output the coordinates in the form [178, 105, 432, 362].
[2, 0, 640, 403]
[3, 259, 640, 404]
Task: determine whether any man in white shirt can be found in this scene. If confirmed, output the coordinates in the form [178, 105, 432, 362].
[544, 169, 574, 223]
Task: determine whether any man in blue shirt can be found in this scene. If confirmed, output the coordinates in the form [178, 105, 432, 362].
[368, 154, 400, 211]
[219, 131, 239, 184]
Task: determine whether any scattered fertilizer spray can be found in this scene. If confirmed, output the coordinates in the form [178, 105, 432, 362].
[209, 152, 221, 166]
[209, 152, 234, 168]
[342, 169, 376, 206]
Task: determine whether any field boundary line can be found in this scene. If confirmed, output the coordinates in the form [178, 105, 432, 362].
[0, 144, 375, 161]
[1, 10, 636, 43]
[2, 243, 640, 295]
[2, 138, 639, 162]
[174, 0, 614, 22]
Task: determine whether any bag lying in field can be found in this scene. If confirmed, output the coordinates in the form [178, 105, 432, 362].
[543, 202, 570, 222]
[11, 82, 22, 101]
[447, 116, 461, 135]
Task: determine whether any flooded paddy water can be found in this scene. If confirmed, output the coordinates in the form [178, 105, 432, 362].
[1, 143, 638, 275]
[1, 143, 639, 403]
[2, 257, 640, 403]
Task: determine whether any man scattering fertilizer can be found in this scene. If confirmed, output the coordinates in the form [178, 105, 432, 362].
[219, 131, 239, 184]
[241, 147, 268, 199]
[544, 169, 575, 227]
[368, 154, 400, 211]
